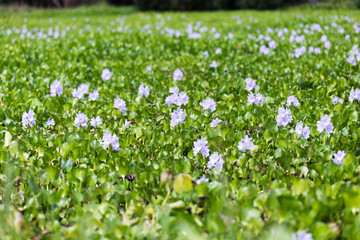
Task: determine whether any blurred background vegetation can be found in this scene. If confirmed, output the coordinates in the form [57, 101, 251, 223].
[0, 0, 360, 10]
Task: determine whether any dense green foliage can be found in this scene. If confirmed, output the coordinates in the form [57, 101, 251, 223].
[1, 7, 360, 239]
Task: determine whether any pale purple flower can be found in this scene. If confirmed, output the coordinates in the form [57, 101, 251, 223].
[276, 107, 293, 127]
[349, 88, 360, 102]
[146, 65, 152, 71]
[245, 78, 256, 91]
[228, 32, 234, 39]
[102, 131, 120, 151]
[332, 96, 343, 105]
[203, 51, 209, 57]
[176, 92, 189, 106]
[169, 86, 179, 94]
[114, 97, 126, 114]
[89, 90, 99, 101]
[214, 32, 221, 39]
[22, 109, 36, 128]
[269, 40, 276, 49]
[295, 121, 310, 139]
[193, 137, 210, 157]
[324, 41, 331, 49]
[50, 80, 63, 97]
[314, 48, 321, 54]
[292, 231, 313, 240]
[200, 98, 216, 112]
[259, 45, 270, 55]
[287, 95, 300, 107]
[207, 152, 224, 172]
[90, 116, 102, 127]
[210, 60, 217, 68]
[123, 119, 130, 128]
[170, 107, 186, 127]
[210, 118, 222, 127]
[215, 48, 222, 55]
[333, 150, 346, 166]
[165, 93, 178, 106]
[74, 111, 88, 128]
[173, 68, 183, 81]
[138, 83, 150, 98]
[247, 93, 264, 106]
[45, 118, 55, 127]
[317, 115, 333, 134]
[101, 68, 112, 82]
[347, 55, 356, 66]
[321, 35, 327, 42]
[72, 83, 89, 99]
[345, 34, 350, 40]
[196, 176, 209, 185]
[238, 135, 255, 152]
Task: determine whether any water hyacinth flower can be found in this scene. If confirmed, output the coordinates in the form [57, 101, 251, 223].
[196, 176, 209, 185]
[332, 96, 343, 105]
[245, 78, 256, 91]
[90, 116, 102, 127]
[295, 121, 310, 139]
[210, 118, 222, 127]
[349, 88, 360, 102]
[102, 131, 120, 151]
[324, 41, 331, 49]
[114, 97, 127, 114]
[228, 32, 234, 39]
[146, 65, 152, 71]
[210, 60, 217, 68]
[333, 150, 346, 166]
[50, 80, 63, 97]
[176, 92, 189, 106]
[138, 83, 150, 98]
[89, 90, 99, 101]
[287, 95, 300, 107]
[207, 152, 224, 172]
[203, 51, 209, 57]
[170, 107, 186, 127]
[238, 135, 255, 152]
[269, 40, 276, 49]
[316, 115, 333, 134]
[200, 98, 216, 112]
[173, 68, 183, 81]
[276, 107, 293, 127]
[101, 68, 112, 82]
[45, 118, 55, 127]
[74, 111, 88, 128]
[123, 119, 130, 128]
[193, 137, 210, 157]
[72, 83, 89, 99]
[292, 231, 313, 240]
[247, 93, 265, 106]
[22, 109, 36, 128]
[215, 48, 222, 55]
[347, 55, 356, 66]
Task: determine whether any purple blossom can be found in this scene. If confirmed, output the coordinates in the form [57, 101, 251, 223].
[332, 96, 343, 105]
[292, 231, 313, 240]
[196, 176, 209, 185]
[90, 116, 102, 127]
[238, 135, 255, 152]
[347, 55, 356, 66]
[245, 78, 256, 91]
[170, 107, 186, 127]
[207, 152, 224, 172]
[114, 97, 127, 114]
[50, 80, 63, 97]
[295, 121, 310, 139]
[193, 137, 210, 157]
[123, 119, 130, 128]
[173, 68, 183, 81]
[200, 98, 216, 112]
[138, 83, 150, 98]
[210, 60, 217, 68]
[316, 115, 333, 134]
[215, 48, 222, 55]
[210, 118, 222, 127]
[276, 107, 293, 127]
[89, 90, 99, 101]
[333, 150, 346, 166]
[101, 68, 112, 82]
[22, 109, 36, 128]
[349, 88, 360, 102]
[176, 92, 189, 106]
[74, 111, 88, 128]
[102, 131, 120, 151]
[287, 95, 300, 107]
[45, 118, 55, 127]
[203, 51, 209, 57]
[146, 65, 152, 71]
[72, 83, 89, 99]
[247, 93, 265, 106]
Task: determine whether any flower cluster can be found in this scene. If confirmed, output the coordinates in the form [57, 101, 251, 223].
[173, 68, 183, 81]
[276, 107, 293, 127]
[193, 137, 210, 157]
[247, 92, 265, 106]
[114, 97, 127, 114]
[287, 95, 300, 107]
[165, 86, 189, 106]
[333, 150, 346, 165]
[72, 83, 89, 99]
[101, 68, 112, 82]
[237, 135, 255, 152]
[349, 88, 360, 102]
[316, 115, 333, 135]
[90, 116, 102, 127]
[170, 107, 186, 127]
[210, 118, 222, 127]
[102, 131, 120, 151]
[22, 109, 36, 128]
[74, 111, 88, 128]
[50, 80, 63, 97]
[138, 83, 150, 98]
[207, 152, 224, 172]
[295, 121, 310, 139]
[200, 98, 216, 112]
